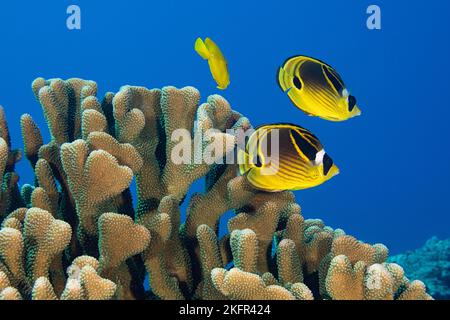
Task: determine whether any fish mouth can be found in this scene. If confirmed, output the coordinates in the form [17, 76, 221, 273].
[328, 165, 340, 178]
[352, 106, 362, 117]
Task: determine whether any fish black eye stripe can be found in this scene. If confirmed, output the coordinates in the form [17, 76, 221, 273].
[323, 153, 334, 176]
[348, 95, 357, 111]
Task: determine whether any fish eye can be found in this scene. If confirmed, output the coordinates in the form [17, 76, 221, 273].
[323, 153, 333, 176]
[293, 76, 302, 90]
[348, 95, 357, 112]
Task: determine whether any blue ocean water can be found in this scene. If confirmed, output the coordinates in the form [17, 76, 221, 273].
[0, 0, 449, 254]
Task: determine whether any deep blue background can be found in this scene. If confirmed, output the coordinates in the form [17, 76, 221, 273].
[0, 0, 449, 254]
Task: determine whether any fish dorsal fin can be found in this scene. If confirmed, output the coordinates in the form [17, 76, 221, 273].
[195, 38, 211, 60]
[205, 38, 225, 61]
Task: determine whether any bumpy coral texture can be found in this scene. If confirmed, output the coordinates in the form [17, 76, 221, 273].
[389, 237, 449, 300]
[0, 78, 433, 300]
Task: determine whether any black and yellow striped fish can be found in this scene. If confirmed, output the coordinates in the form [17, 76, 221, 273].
[238, 123, 339, 192]
[278, 55, 361, 121]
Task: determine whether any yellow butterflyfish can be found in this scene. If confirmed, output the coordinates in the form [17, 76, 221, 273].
[195, 37, 230, 90]
[278, 55, 361, 121]
[238, 123, 339, 192]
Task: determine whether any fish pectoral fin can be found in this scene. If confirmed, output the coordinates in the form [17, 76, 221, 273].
[195, 38, 211, 60]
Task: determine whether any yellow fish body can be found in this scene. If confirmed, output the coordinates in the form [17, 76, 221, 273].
[195, 37, 230, 90]
[278, 55, 361, 121]
[238, 123, 339, 192]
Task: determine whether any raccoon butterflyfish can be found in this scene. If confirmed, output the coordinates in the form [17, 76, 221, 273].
[277, 55, 361, 121]
[195, 37, 230, 90]
[238, 123, 339, 192]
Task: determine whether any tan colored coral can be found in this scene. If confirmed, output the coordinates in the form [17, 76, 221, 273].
[2, 208, 27, 229]
[302, 220, 342, 275]
[70, 255, 100, 271]
[276, 239, 303, 285]
[288, 283, 314, 300]
[34, 159, 59, 214]
[60, 140, 134, 238]
[397, 280, 433, 300]
[31, 187, 52, 213]
[20, 114, 43, 168]
[0, 287, 22, 300]
[0, 132, 22, 220]
[0, 227, 27, 289]
[32, 277, 58, 300]
[196, 224, 225, 300]
[2, 217, 22, 231]
[79, 265, 116, 300]
[261, 272, 279, 286]
[183, 98, 252, 237]
[324, 255, 429, 300]
[112, 85, 163, 205]
[184, 165, 240, 238]
[142, 201, 184, 300]
[230, 229, 258, 273]
[98, 212, 150, 272]
[0, 137, 8, 178]
[0, 78, 435, 301]
[0, 271, 11, 291]
[156, 196, 192, 291]
[228, 192, 299, 273]
[87, 132, 143, 174]
[331, 235, 388, 265]
[0, 107, 11, 146]
[32, 78, 97, 143]
[61, 256, 101, 300]
[325, 255, 366, 300]
[211, 268, 296, 300]
[162, 89, 237, 200]
[23, 208, 72, 282]
[60, 278, 84, 300]
[383, 262, 405, 294]
[81, 109, 107, 140]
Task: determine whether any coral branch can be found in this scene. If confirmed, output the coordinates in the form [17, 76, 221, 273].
[0, 79, 433, 300]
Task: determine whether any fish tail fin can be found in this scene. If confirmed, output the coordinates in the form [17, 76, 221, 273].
[195, 38, 211, 60]
[277, 66, 291, 92]
[237, 149, 253, 175]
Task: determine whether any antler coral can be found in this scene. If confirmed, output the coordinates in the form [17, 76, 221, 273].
[0, 79, 433, 300]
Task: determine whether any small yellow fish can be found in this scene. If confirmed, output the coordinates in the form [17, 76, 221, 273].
[195, 37, 230, 90]
[238, 123, 339, 192]
[278, 55, 361, 121]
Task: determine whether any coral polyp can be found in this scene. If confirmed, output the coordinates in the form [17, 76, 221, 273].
[0, 78, 432, 300]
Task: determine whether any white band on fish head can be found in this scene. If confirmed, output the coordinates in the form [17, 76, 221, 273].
[313, 149, 326, 166]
